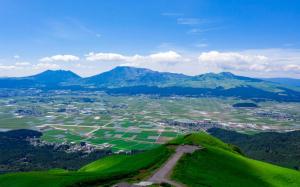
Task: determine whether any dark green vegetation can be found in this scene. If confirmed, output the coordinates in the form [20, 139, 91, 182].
[0, 146, 172, 187]
[208, 128, 300, 170]
[1, 66, 300, 102]
[264, 78, 300, 87]
[0, 129, 111, 174]
[1, 132, 300, 187]
[232, 102, 258, 108]
[170, 132, 300, 187]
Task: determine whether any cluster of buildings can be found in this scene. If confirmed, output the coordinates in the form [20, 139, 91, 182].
[163, 119, 223, 131]
[28, 137, 110, 154]
[254, 111, 295, 121]
[162, 119, 288, 132]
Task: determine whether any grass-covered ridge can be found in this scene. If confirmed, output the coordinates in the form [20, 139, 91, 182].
[1, 132, 300, 187]
[0, 146, 173, 187]
[171, 132, 300, 187]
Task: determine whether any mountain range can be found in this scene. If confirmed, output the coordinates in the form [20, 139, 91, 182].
[1, 66, 300, 102]
[263, 77, 300, 87]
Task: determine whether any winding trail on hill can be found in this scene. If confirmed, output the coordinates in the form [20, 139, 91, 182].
[147, 145, 200, 186]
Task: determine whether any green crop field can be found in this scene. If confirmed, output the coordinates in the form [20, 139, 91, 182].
[1, 91, 300, 152]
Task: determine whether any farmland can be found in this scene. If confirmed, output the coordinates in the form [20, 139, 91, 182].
[1, 89, 300, 152]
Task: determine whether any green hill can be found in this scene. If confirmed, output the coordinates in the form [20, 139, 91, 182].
[1, 132, 300, 187]
[170, 133, 300, 187]
[0, 146, 172, 187]
[208, 128, 300, 170]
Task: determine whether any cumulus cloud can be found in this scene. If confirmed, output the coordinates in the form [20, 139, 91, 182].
[0, 65, 16, 70]
[34, 63, 60, 69]
[249, 64, 270, 72]
[39, 54, 79, 62]
[148, 51, 182, 62]
[15, 62, 31, 66]
[196, 49, 300, 77]
[3, 49, 300, 78]
[85, 52, 128, 62]
[198, 51, 268, 63]
[82, 49, 300, 77]
[198, 51, 270, 72]
[85, 51, 183, 63]
[283, 64, 300, 72]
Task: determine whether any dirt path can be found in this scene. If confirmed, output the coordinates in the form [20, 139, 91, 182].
[147, 145, 200, 187]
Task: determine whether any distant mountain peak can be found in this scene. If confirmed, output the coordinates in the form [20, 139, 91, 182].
[218, 72, 235, 77]
[37, 69, 79, 75]
[25, 69, 81, 85]
[84, 66, 189, 87]
[31, 69, 80, 78]
[111, 66, 155, 73]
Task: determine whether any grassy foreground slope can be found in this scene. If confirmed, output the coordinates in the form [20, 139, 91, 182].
[0, 146, 172, 187]
[1, 132, 300, 187]
[170, 133, 300, 187]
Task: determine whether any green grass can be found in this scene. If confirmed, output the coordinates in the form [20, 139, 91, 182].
[109, 139, 139, 150]
[2, 131, 300, 187]
[168, 132, 233, 151]
[0, 146, 173, 187]
[170, 132, 300, 187]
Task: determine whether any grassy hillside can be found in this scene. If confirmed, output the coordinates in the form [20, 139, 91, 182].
[171, 133, 300, 187]
[0, 146, 172, 187]
[208, 128, 300, 170]
[1, 132, 300, 187]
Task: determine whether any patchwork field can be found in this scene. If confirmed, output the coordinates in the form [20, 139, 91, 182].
[1, 90, 300, 152]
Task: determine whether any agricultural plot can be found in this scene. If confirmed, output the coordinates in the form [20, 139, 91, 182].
[1, 90, 300, 152]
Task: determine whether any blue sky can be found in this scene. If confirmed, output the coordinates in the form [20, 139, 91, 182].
[0, 0, 300, 77]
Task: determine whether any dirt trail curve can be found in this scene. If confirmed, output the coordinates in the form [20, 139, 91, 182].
[113, 145, 201, 187]
[148, 145, 200, 187]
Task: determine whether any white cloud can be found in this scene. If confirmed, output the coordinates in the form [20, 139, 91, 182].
[198, 51, 271, 74]
[198, 51, 268, 63]
[39, 54, 79, 62]
[85, 51, 183, 63]
[34, 63, 60, 69]
[249, 64, 270, 72]
[196, 49, 300, 77]
[177, 18, 203, 25]
[283, 64, 300, 72]
[85, 52, 128, 62]
[148, 51, 181, 62]
[187, 27, 221, 34]
[0, 65, 16, 70]
[15, 62, 31, 66]
[3, 49, 300, 78]
[83, 49, 300, 78]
